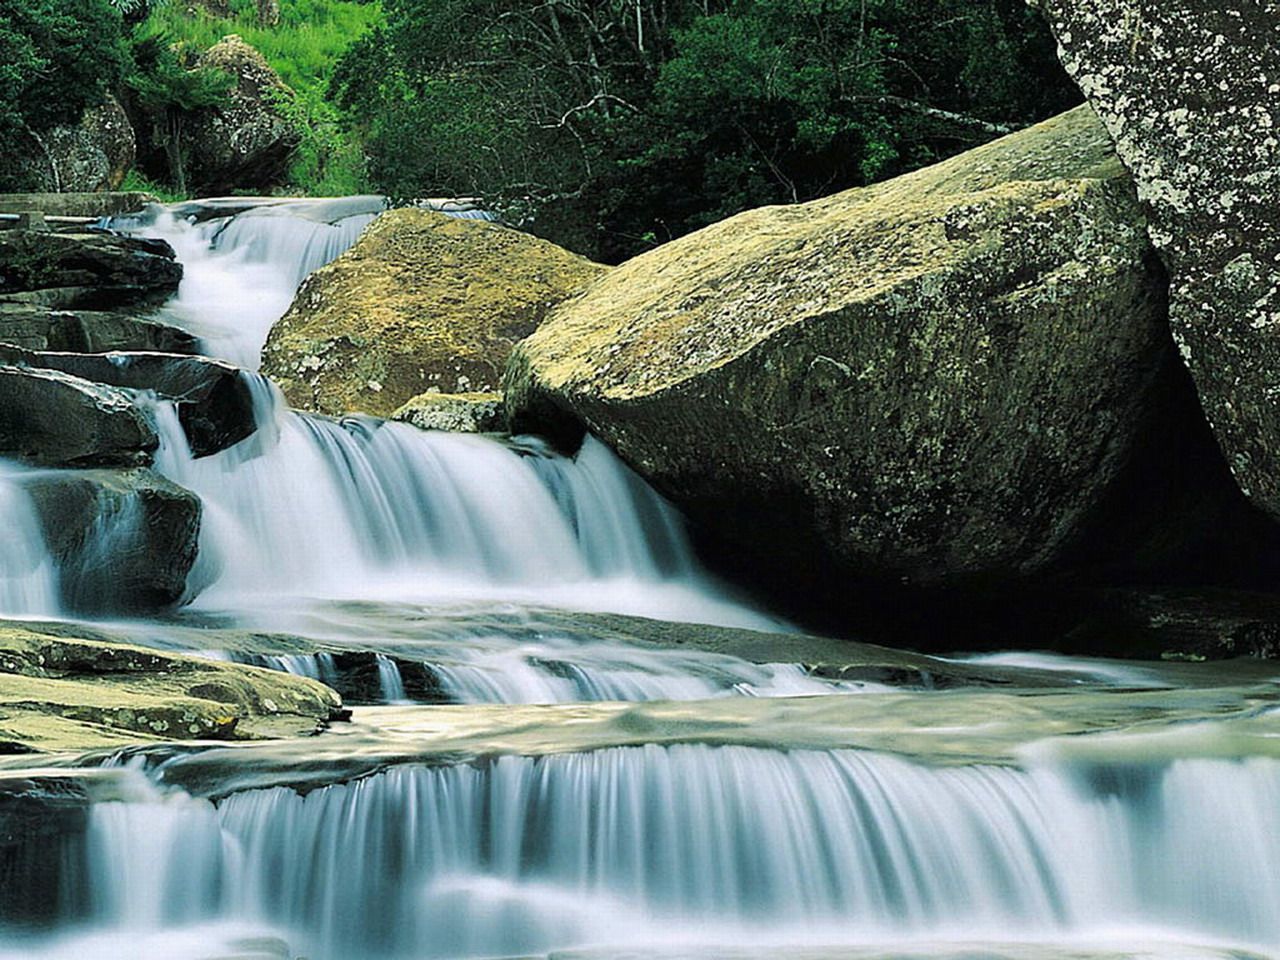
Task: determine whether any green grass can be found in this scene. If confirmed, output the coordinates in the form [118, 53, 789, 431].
[146, 0, 383, 195]
[120, 167, 192, 202]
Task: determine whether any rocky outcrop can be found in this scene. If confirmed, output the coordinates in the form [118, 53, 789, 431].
[0, 229, 182, 309]
[0, 622, 342, 751]
[0, 303, 198, 354]
[44, 96, 137, 192]
[22, 468, 200, 612]
[0, 192, 155, 219]
[1030, 1, 1280, 525]
[263, 209, 606, 417]
[0, 366, 156, 467]
[0, 346, 256, 457]
[507, 107, 1268, 615]
[186, 35, 300, 194]
[392, 391, 505, 434]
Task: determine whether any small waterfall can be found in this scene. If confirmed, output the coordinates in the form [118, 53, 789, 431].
[0, 464, 59, 618]
[374, 654, 408, 703]
[144, 387, 770, 629]
[209, 210, 379, 286]
[55, 747, 1280, 960]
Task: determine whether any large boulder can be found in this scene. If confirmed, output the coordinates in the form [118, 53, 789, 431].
[262, 209, 607, 417]
[21, 468, 200, 612]
[0, 229, 182, 309]
[0, 345, 256, 457]
[0, 303, 198, 354]
[0, 366, 156, 467]
[186, 35, 301, 194]
[43, 96, 137, 193]
[507, 107, 1267, 613]
[1030, 1, 1280, 523]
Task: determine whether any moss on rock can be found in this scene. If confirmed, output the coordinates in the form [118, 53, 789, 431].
[262, 209, 607, 418]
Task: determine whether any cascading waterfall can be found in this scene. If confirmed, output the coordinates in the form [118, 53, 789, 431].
[143, 384, 772, 629]
[64, 747, 1280, 960]
[2, 198, 1265, 960]
[0, 464, 59, 618]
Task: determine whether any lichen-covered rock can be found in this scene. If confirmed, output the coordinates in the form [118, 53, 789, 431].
[0, 345, 256, 457]
[262, 209, 606, 417]
[392, 391, 505, 433]
[1031, 0, 1280, 520]
[186, 35, 301, 194]
[507, 107, 1249, 601]
[0, 623, 343, 752]
[42, 96, 137, 192]
[0, 229, 181, 309]
[0, 366, 156, 467]
[21, 468, 200, 612]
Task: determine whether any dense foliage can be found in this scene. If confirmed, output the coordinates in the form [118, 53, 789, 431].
[334, 0, 1081, 260]
[0, 0, 129, 188]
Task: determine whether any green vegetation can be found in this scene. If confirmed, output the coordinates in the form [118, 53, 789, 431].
[0, 0, 129, 189]
[144, 0, 382, 194]
[334, 0, 1081, 261]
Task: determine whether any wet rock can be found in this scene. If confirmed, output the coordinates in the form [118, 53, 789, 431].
[0, 229, 182, 309]
[0, 345, 256, 457]
[392, 391, 505, 434]
[0, 303, 199, 354]
[186, 35, 301, 194]
[21, 467, 200, 612]
[508, 107, 1262, 616]
[0, 623, 344, 752]
[0, 365, 156, 467]
[0, 774, 91, 926]
[263, 208, 606, 417]
[1031, 0, 1280, 522]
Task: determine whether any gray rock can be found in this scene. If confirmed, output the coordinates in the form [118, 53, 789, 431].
[186, 35, 301, 194]
[42, 96, 137, 193]
[22, 467, 201, 612]
[1031, 0, 1280, 520]
[0, 345, 256, 457]
[0, 303, 198, 354]
[0, 365, 156, 467]
[0, 192, 155, 219]
[0, 229, 182, 309]
[393, 391, 505, 434]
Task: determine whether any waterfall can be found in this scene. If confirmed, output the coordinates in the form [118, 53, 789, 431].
[375, 654, 408, 703]
[141, 385, 771, 628]
[0, 464, 59, 618]
[47, 747, 1280, 960]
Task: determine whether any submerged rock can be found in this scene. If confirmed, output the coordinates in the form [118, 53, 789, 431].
[392, 390, 505, 434]
[262, 209, 606, 417]
[186, 35, 301, 194]
[0, 229, 182, 309]
[0, 345, 256, 457]
[0, 365, 156, 467]
[21, 467, 200, 612]
[0, 303, 198, 354]
[508, 107, 1263, 616]
[1031, 0, 1280, 524]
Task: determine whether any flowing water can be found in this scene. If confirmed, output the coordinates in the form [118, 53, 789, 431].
[1, 199, 1278, 960]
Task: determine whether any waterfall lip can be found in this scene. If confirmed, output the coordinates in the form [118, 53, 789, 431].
[56, 678, 1279, 799]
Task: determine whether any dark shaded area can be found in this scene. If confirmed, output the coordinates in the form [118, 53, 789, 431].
[0, 777, 90, 928]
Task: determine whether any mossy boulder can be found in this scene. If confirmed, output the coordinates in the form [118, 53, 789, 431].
[507, 107, 1263, 611]
[186, 35, 301, 194]
[261, 209, 607, 417]
[0, 623, 342, 753]
[1031, 0, 1280, 523]
[392, 391, 505, 434]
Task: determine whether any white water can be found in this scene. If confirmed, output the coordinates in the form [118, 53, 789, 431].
[0, 464, 59, 617]
[49, 747, 1280, 960]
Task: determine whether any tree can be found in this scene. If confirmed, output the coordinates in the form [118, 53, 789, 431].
[126, 31, 234, 196]
[0, 0, 129, 189]
[334, 0, 1081, 261]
